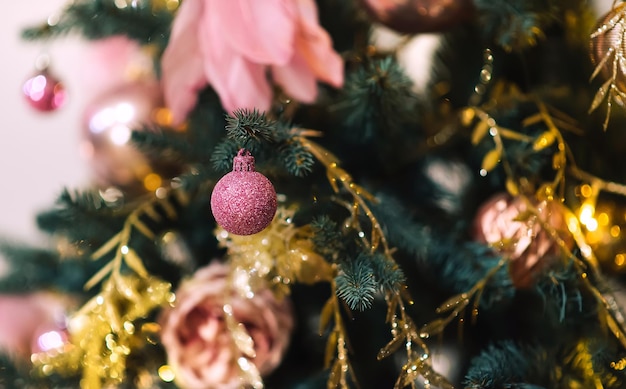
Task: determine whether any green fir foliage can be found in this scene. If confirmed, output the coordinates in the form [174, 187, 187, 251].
[464, 341, 549, 389]
[473, 0, 556, 51]
[335, 253, 377, 311]
[21, 0, 173, 48]
[0, 243, 99, 294]
[9, 0, 626, 388]
[337, 56, 419, 143]
[211, 109, 316, 177]
[309, 215, 346, 262]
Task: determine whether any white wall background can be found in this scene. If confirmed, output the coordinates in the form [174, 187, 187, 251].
[0, 0, 92, 244]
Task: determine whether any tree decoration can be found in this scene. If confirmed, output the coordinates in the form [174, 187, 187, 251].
[216, 206, 335, 298]
[590, 2, 626, 129]
[472, 192, 573, 289]
[210, 149, 278, 236]
[80, 79, 180, 195]
[359, 0, 475, 34]
[23, 63, 66, 112]
[158, 261, 294, 389]
[15, 1, 626, 388]
[160, 0, 344, 124]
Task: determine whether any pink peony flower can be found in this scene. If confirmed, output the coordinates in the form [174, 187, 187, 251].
[160, 0, 344, 124]
[159, 261, 294, 389]
[0, 292, 71, 360]
[472, 193, 573, 289]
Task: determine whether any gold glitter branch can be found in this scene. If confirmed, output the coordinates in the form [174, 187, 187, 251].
[31, 190, 191, 388]
[297, 135, 391, 256]
[319, 288, 354, 389]
[296, 132, 454, 388]
[418, 257, 508, 345]
[464, 94, 626, 355]
[589, 5, 626, 130]
[379, 294, 454, 389]
[85, 189, 188, 290]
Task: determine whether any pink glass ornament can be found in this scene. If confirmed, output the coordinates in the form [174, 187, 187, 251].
[359, 0, 475, 34]
[80, 79, 180, 195]
[210, 149, 277, 235]
[472, 193, 573, 289]
[23, 68, 66, 112]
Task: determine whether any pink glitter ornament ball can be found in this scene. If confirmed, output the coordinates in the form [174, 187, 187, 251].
[210, 149, 277, 235]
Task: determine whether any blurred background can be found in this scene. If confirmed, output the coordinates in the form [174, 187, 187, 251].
[1, 0, 90, 243]
[0, 0, 616, 244]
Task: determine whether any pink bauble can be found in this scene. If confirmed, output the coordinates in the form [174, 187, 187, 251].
[211, 150, 277, 235]
[23, 69, 66, 112]
[359, 0, 475, 34]
[80, 80, 179, 194]
[472, 193, 573, 289]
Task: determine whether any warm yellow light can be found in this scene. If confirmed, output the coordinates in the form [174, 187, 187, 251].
[615, 254, 626, 267]
[579, 203, 594, 222]
[153, 107, 173, 127]
[611, 225, 621, 237]
[143, 173, 162, 192]
[567, 215, 580, 233]
[598, 212, 610, 226]
[158, 365, 175, 382]
[580, 184, 593, 198]
[585, 218, 599, 232]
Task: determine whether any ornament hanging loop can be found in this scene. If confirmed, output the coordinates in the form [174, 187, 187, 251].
[233, 149, 256, 172]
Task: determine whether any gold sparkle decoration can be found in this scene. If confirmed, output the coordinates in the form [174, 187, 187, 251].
[462, 86, 626, 356]
[31, 275, 172, 389]
[293, 132, 452, 388]
[31, 190, 188, 388]
[318, 286, 354, 389]
[217, 206, 335, 299]
[589, 2, 626, 130]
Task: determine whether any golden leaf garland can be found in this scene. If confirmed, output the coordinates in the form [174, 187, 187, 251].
[589, 1, 626, 129]
[216, 206, 334, 299]
[458, 86, 626, 362]
[31, 190, 188, 387]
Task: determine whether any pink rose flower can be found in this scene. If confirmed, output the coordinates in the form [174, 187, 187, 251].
[472, 193, 573, 289]
[159, 262, 294, 388]
[160, 0, 344, 124]
[0, 292, 70, 360]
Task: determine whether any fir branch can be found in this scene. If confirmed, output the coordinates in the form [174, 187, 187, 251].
[310, 215, 346, 262]
[473, 0, 554, 51]
[225, 108, 277, 146]
[130, 126, 191, 163]
[464, 341, 549, 389]
[369, 192, 431, 259]
[336, 56, 419, 143]
[335, 255, 377, 311]
[535, 265, 584, 324]
[279, 142, 315, 177]
[370, 253, 405, 294]
[434, 241, 514, 307]
[211, 140, 245, 173]
[0, 243, 100, 294]
[21, 0, 173, 47]
[36, 189, 123, 247]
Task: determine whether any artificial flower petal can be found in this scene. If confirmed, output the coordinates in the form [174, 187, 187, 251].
[272, 51, 318, 103]
[203, 6, 273, 113]
[293, 0, 344, 87]
[161, 0, 207, 125]
[211, 0, 296, 65]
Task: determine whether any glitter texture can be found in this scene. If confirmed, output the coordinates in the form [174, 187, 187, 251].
[210, 150, 277, 235]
